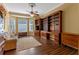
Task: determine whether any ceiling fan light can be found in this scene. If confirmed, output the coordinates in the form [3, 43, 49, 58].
[30, 14, 34, 17]
[27, 3, 39, 17]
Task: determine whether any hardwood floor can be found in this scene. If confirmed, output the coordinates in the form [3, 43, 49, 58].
[4, 36, 78, 55]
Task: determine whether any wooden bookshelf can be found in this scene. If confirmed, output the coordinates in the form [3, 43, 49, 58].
[40, 19, 43, 30]
[35, 20, 40, 30]
[43, 18, 48, 31]
[40, 18, 50, 40]
[35, 19, 41, 38]
[48, 11, 62, 45]
[35, 11, 62, 45]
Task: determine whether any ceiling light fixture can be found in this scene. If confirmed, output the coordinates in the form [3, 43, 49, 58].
[27, 3, 39, 17]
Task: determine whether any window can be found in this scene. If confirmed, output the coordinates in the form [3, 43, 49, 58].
[29, 17, 34, 32]
[0, 16, 4, 33]
[9, 17, 16, 33]
[9, 16, 35, 34]
[18, 17, 27, 32]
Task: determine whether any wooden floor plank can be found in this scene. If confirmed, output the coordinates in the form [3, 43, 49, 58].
[4, 36, 78, 55]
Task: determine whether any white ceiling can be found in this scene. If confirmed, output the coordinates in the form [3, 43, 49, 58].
[3, 3, 62, 16]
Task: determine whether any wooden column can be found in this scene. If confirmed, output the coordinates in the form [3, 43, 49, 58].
[16, 17, 18, 35]
[27, 18, 29, 36]
[33, 18, 35, 36]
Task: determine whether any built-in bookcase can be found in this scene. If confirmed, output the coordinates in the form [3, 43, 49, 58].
[35, 19, 41, 38]
[49, 11, 62, 45]
[35, 20, 40, 30]
[40, 19, 43, 30]
[35, 11, 62, 45]
[43, 18, 48, 31]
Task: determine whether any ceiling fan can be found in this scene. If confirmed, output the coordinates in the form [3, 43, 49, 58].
[27, 3, 39, 17]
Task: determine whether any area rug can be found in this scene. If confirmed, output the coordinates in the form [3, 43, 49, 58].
[17, 36, 42, 51]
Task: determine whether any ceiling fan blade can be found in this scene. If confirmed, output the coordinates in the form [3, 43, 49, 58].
[26, 3, 40, 17]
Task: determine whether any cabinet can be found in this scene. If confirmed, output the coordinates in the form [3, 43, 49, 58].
[40, 31, 46, 39]
[62, 33, 79, 49]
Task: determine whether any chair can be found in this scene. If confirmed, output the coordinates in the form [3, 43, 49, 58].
[4, 37, 17, 51]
